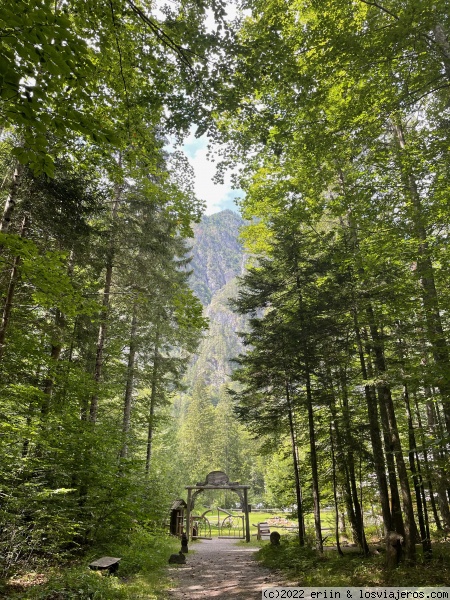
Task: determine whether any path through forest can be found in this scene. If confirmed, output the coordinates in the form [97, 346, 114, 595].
[167, 537, 289, 599]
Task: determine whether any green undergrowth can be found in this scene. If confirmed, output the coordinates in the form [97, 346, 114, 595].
[256, 538, 450, 586]
[2, 528, 180, 599]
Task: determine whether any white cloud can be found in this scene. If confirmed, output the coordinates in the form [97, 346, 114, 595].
[182, 129, 243, 215]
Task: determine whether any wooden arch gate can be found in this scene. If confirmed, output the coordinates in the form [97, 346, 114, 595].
[185, 471, 251, 542]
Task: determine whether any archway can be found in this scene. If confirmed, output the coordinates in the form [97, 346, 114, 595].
[185, 471, 251, 542]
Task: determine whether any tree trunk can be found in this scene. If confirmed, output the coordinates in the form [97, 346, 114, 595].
[0, 215, 28, 361]
[426, 395, 450, 528]
[286, 379, 305, 546]
[146, 333, 160, 475]
[81, 161, 122, 506]
[339, 369, 368, 551]
[395, 329, 432, 556]
[366, 307, 416, 562]
[354, 313, 392, 534]
[404, 383, 432, 557]
[363, 317, 405, 537]
[330, 369, 369, 554]
[22, 365, 42, 458]
[413, 392, 442, 530]
[0, 162, 23, 232]
[376, 384, 405, 535]
[330, 423, 344, 556]
[293, 258, 318, 549]
[306, 368, 323, 552]
[89, 176, 122, 423]
[344, 465, 360, 543]
[292, 424, 306, 543]
[393, 120, 450, 435]
[41, 309, 65, 416]
[120, 305, 138, 459]
[338, 181, 392, 538]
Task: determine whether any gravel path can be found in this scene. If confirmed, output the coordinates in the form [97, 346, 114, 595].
[166, 537, 287, 600]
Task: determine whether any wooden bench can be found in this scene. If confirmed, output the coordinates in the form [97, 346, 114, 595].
[257, 522, 271, 541]
[89, 556, 121, 575]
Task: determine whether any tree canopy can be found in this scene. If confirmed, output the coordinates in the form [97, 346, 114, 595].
[1, 0, 450, 582]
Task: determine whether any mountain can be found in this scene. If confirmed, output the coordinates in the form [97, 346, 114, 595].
[189, 210, 246, 306]
[186, 210, 247, 397]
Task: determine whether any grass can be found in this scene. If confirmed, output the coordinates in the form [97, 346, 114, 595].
[196, 508, 351, 543]
[1, 528, 181, 600]
[196, 508, 299, 538]
[256, 537, 450, 587]
[6, 515, 448, 597]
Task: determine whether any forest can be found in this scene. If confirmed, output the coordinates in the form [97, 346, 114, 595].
[1, 0, 450, 597]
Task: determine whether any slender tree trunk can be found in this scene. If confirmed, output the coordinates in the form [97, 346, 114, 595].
[338, 181, 393, 538]
[432, 401, 450, 507]
[376, 385, 405, 535]
[286, 379, 305, 546]
[81, 160, 123, 506]
[21, 413, 32, 458]
[330, 423, 344, 557]
[120, 305, 138, 459]
[363, 317, 405, 538]
[393, 121, 450, 435]
[395, 328, 432, 555]
[0, 215, 28, 361]
[330, 369, 369, 554]
[293, 258, 318, 549]
[343, 466, 359, 543]
[89, 175, 122, 423]
[329, 400, 359, 545]
[340, 369, 368, 551]
[41, 309, 65, 416]
[89, 252, 113, 422]
[366, 309, 416, 562]
[0, 162, 23, 232]
[146, 332, 160, 475]
[354, 312, 392, 534]
[413, 392, 442, 530]
[403, 383, 432, 557]
[305, 368, 323, 552]
[292, 425, 306, 543]
[426, 394, 450, 528]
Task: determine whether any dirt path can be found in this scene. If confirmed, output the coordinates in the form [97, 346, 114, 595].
[166, 537, 288, 599]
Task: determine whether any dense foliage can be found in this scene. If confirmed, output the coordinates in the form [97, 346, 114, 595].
[0, 0, 216, 581]
[3, 0, 450, 591]
[207, 0, 450, 564]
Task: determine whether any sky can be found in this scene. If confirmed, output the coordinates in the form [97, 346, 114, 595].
[153, 1, 243, 216]
[182, 129, 244, 215]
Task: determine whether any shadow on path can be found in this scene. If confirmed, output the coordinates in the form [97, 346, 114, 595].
[167, 537, 286, 599]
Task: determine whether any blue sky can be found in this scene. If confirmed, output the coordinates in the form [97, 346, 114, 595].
[182, 129, 243, 215]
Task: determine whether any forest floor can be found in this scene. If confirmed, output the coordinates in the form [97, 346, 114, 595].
[166, 537, 291, 599]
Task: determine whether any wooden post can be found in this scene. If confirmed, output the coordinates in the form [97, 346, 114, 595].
[243, 487, 250, 542]
[186, 488, 192, 541]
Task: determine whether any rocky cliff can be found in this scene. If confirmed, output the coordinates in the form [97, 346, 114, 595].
[186, 210, 247, 396]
